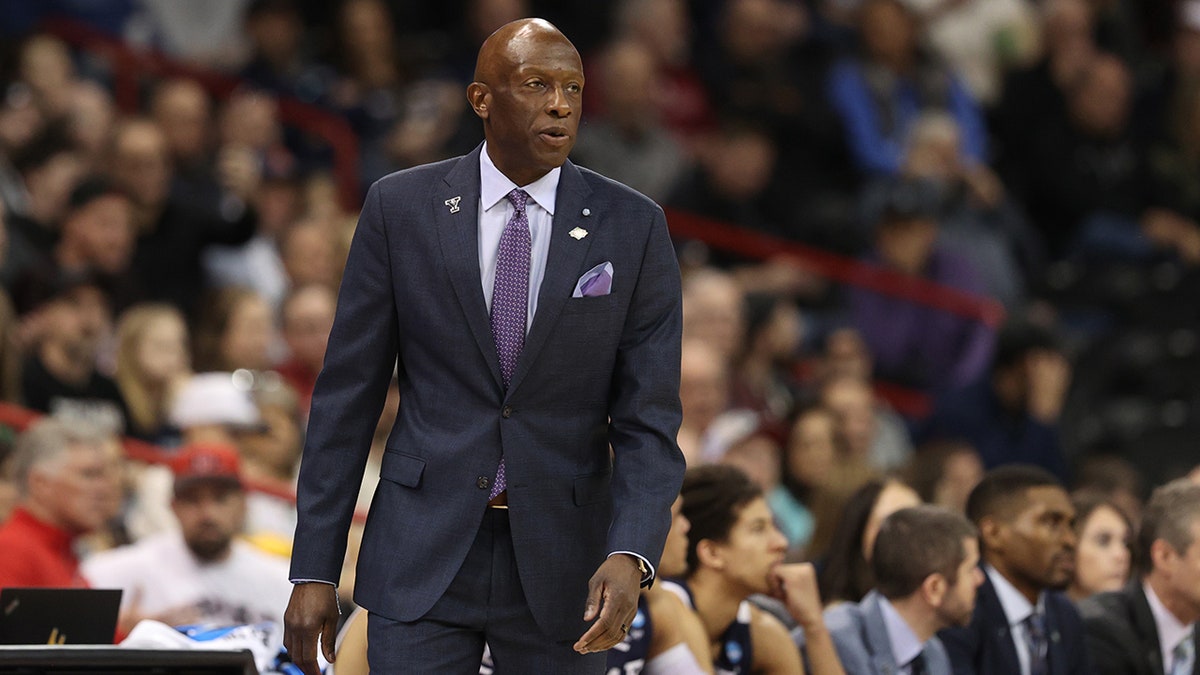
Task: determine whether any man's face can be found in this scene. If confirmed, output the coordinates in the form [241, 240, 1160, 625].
[660, 496, 691, 578]
[71, 195, 135, 273]
[474, 29, 583, 185]
[1156, 520, 1200, 622]
[172, 481, 245, 562]
[111, 125, 171, 209]
[35, 442, 120, 534]
[988, 486, 1077, 595]
[282, 287, 335, 370]
[936, 537, 984, 629]
[706, 496, 787, 596]
[41, 285, 111, 360]
[822, 378, 876, 460]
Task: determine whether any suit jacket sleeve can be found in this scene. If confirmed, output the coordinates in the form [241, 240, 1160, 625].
[289, 182, 399, 583]
[603, 204, 686, 567]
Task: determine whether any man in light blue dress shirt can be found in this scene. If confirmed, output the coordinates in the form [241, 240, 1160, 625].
[815, 506, 981, 675]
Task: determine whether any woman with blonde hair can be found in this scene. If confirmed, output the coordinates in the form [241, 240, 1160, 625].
[114, 303, 191, 442]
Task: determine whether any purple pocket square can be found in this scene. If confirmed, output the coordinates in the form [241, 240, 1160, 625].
[573, 262, 613, 297]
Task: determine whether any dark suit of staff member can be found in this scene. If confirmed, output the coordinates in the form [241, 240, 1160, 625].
[939, 465, 1093, 675]
[1080, 478, 1200, 675]
[282, 17, 686, 675]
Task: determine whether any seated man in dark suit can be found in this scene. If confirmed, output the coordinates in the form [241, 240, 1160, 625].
[939, 465, 1093, 675]
[819, 506, 982, 675]
[1079, 478, 1200, 675]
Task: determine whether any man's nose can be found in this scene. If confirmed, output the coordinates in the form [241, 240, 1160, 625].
[546, 86, 571, 117]
[770, 527, 788, 552]
[1061, 526, 1077, 550]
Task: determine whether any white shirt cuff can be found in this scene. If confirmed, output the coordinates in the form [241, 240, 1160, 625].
[608, 551, 655, 585]
[290, 578, 337, 588]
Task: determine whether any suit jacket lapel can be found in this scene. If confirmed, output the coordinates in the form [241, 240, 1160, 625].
[435, 145, 503, 390]
[861, 591, 901, 674]
[1131, 583, 1167, 675]
[1046, 598, 1069, 675]
[978, 577, 1023, 675]
[506, 159, 595, 396]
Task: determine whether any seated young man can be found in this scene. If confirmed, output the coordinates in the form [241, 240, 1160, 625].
[673, 464, 845, 675]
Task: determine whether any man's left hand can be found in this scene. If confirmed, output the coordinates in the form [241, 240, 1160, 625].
[573, 554, 642, 654]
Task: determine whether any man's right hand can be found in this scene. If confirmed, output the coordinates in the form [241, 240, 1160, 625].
[283, 582, 340, 675]
[771, 563, 825, 632]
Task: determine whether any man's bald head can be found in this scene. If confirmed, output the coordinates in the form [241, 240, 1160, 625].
[474, 19, 577, 83]
[467, 18, 584, 186]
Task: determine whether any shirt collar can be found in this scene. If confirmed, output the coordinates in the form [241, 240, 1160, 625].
[879, 595, 924, 668]
[1144, 580, 1194, 659]
[986, 564, 1045, 627]
[480, 142, 560, 215]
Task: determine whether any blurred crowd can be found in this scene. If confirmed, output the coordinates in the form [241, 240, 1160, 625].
[0, 0, 1199, 652]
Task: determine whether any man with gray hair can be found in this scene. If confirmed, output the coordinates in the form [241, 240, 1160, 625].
[0, 415, 121, 588]
[1080, 478, 1200, 675]
[816, 506, 984, 674]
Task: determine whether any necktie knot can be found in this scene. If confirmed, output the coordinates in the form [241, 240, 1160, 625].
[908, 652, 927, 675]
[1026, 611, 1046, 638]
[507, 188, 529, 212]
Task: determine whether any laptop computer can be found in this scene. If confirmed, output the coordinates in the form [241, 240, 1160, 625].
[0, 588, 123, 645]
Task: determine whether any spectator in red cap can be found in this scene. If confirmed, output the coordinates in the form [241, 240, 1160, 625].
[83, 442, 292, 635]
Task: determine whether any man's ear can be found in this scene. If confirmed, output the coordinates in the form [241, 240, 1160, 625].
[467, 83, 490, 119]
[25, 465, 51, 503]
[922, 572, 948, 607]
[697, 539, 725, 571]
[1150, 538, 1177, 573]
[979, 516, 1005, 554]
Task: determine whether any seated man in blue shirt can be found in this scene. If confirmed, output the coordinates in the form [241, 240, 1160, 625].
[816, 506, 982, 675]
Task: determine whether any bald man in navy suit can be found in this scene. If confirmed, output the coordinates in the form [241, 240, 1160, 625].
[283, 18, 685, 675]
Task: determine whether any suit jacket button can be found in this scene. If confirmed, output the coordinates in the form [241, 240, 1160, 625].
[477, 476, 490, 489]
[502, 405, 513, 418]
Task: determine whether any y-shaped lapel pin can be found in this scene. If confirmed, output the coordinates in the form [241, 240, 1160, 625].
[444, 196, 461, 213]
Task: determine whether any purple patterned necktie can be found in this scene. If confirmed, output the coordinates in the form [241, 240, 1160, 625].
[488, 188, 530, 499]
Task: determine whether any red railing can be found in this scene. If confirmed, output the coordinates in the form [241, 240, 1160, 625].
[664, 209, 1006, 328]
[41, 17, 362, 212]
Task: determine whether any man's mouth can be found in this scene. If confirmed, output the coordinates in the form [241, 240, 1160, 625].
[539, 128, 570, 146]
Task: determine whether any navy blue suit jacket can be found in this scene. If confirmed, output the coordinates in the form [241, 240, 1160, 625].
[289, 145, 686, 640]
[938, 572, 1092, 675]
